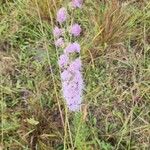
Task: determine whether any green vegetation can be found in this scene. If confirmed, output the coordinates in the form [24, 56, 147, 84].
[0, 0, 150, 149]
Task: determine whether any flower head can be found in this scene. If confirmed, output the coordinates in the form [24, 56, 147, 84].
[62, 72, 83, 111]
[71, 0, 83, 8]
[58, 54, 69, 68]
[72, 42, 80, 53]
[53, 26, 63, 38]
[69, 58, 82, 71]
[64, 42, 80, 53]
[55, 38, 64, 47]
[63, 87, 83, 111]
[57, 7, 68, 24]
[70, 23, 82, 37]
[60, 57, 84, 112]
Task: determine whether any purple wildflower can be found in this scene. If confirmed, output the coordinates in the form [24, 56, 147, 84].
[64, 42, 80, 53]
[64, 43, 75, 53]
[71, 0, 83, 8]
[73, 42, 80, 52]
[61, 58, 83, 111]
[58, 54, 69, 68]
[57, 7, 68, 24]
[70, 23, 82, 37]
[55, 38, 64, 47]
[53, 26, 63, 38]
[69, 58, 82, 71]
[63, 75, 83, 111]
[54, 3, 84, 112]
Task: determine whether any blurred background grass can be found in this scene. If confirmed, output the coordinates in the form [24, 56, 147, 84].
[0, 0, 150, 149]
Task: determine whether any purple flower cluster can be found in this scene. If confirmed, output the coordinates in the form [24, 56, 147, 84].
[60, 59, 83, 111]
[53, 26, 63, 38]
[55, 38, 64, 47]
[64, 42, 80, 53]
[53, 1, 83, 111]
[71, 0, 83, 8]
[70, 24, 82, 37]
[57, 7, 68, 24]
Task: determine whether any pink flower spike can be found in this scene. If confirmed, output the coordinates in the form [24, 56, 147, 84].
[71, 0, 83, 8]
[53, 26, 63, 38]
[55, 38, 64, 47]
[57, 7, 68, 24]
[70, 23, 82, 37]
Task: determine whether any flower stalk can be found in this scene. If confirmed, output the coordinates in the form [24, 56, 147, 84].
[53, 0, 84, 111]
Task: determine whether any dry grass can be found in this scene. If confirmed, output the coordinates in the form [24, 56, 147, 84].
[94, 0, 129, 47]
[81, 0, 132, 63]
[0, 52, 16, 75]
[29, 0, 62, 22]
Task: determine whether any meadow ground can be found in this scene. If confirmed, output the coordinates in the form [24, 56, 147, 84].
[0, 0, 150, 149]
